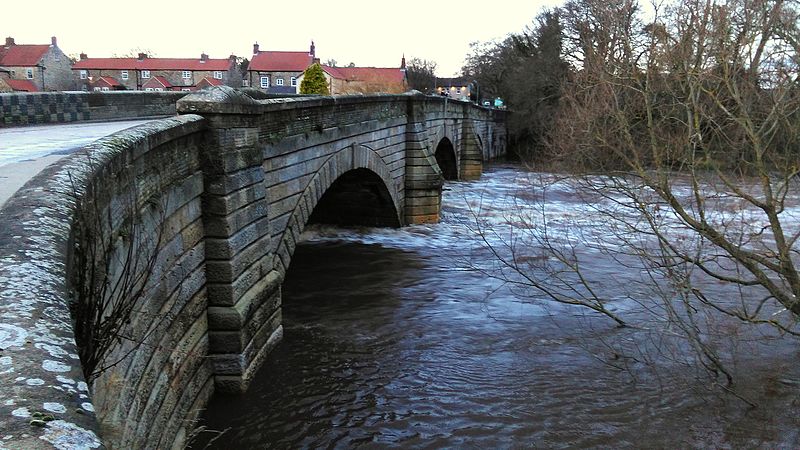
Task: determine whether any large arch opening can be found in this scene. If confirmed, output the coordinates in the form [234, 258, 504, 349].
[308, 168, 401, 228]
[435, 137, 458, 180]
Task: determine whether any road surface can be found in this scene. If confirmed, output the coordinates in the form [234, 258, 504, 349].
[0, 120, 152, 208]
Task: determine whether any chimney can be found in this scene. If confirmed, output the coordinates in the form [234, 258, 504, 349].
[229, 54, 236, 61]
[313, 57, 320, 65]
[51, 36, 57, 46]
[253, 42, 259, 55]
[80, 52, 88, 60]
[310, 40, 315, 58]
[137, 52, 147, 61]
[5, 37, 14, 47]
[401, 54, 406, 70]
[200, 52, 208, 62]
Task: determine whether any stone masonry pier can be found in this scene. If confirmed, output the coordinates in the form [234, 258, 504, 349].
[0, 87, 506, 449]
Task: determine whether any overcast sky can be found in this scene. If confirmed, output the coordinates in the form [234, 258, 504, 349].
[5, 0, 564, 76]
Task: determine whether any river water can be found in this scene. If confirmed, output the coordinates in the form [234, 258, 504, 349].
[194, 163, 800, 448]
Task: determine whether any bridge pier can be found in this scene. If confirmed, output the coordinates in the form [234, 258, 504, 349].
[404, 100, 443, 224]
[459, 119, 484, 181]
[181, 89, 283, 393]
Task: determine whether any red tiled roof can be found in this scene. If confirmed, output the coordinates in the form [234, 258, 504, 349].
[249, 51, 313, 72]
[93, 76, 121, 87]
[322, 66, 406, 84]
[197, 76, 223, 87]
[142, 76, 173, 88]
[0, 45, 49, 66]
[5, 79, 38, 92]
[73, 57, 232, 71]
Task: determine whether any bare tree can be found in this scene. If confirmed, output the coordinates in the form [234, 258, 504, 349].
[68, 160, 169, 384]
[470, 0, 800, 398]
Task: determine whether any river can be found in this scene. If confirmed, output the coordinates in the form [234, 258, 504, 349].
[193, 163, 800, 448]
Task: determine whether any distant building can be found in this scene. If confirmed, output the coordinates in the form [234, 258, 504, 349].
[72, 53, 240, 91]
[89, 76, 124, 91]
[0, 36, 75, 91]
[435, 77, 471, 101]
[0, 67, 13, 92]
[247, 41, 316, 92]
[298, 58, 408, 95]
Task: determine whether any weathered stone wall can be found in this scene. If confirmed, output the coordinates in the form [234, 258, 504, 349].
[0, 115, 209, 449]
[0, 91, 188, 127]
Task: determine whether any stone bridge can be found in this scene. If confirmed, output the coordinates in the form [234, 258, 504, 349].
[0, 87, 506, 448]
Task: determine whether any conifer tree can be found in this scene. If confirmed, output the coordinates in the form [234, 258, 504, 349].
[300, 63, 330, 95]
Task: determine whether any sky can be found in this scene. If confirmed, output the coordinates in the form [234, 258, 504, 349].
[4, 0, 564, 77]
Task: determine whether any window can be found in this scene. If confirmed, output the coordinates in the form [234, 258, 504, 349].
[290, 77, 297, 87]
[213, 71, 223, 80]
[93, 87, 101, 92]
[242, 79, 249, 87]
[260, 76, 269, 88]
[181, 88, 191, 92]
[80, 70, 87, 80]
[101, 87, 109, 91]
[145, 88, 154, 92]
[276, 78, 284, 86]
[121, 70, 129, 80]
[141, 70, 150, 79]
[182, 70, 192, 79]
[26, 68, 33, 79]
[155, 87, 163, 91]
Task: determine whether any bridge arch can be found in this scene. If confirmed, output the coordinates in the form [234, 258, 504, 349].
[434, 137, 458, 180]
[273, 144, 402, 276]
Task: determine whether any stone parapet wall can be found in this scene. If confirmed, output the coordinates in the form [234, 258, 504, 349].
[0, 115, 208, 449]
[0, 91, 188, 127]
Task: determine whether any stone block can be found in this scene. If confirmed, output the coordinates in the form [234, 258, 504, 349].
[206, 254, 276, 306]
[207, 270, 281, 330]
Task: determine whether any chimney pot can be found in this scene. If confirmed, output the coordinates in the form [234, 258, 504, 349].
[310, 40, 316, 57]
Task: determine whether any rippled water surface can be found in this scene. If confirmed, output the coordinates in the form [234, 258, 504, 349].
[195, 164, 800, 449]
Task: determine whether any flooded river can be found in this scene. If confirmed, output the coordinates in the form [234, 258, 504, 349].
[195, 163, 800, 448]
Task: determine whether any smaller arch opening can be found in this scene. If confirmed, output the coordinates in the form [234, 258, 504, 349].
[308, 168, 401, 228]
[435, 138, 458, 180]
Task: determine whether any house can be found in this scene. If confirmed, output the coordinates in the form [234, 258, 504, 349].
[0, 67, 12, 92]
[0, 36, 75, 91]
[435, 77, 471, 101]
[298, 58, 408, 95]
[247, 41, 316, 92]
[90, 76, 124, 91]
[72, 53, 240, 91]
[142, 76, 175, 91]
